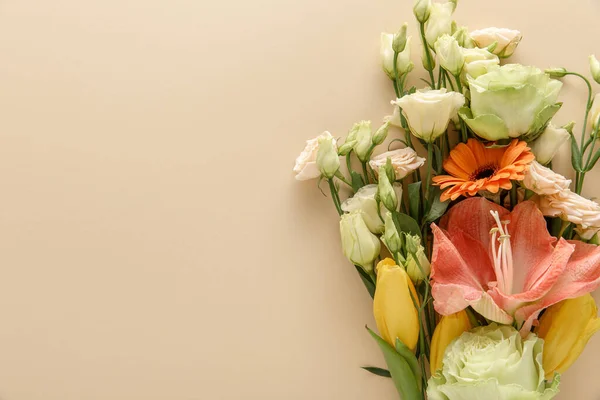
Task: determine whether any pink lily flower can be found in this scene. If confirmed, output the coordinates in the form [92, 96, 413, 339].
[431, 197, 600, 333]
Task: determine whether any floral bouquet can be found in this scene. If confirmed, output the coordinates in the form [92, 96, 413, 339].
[292, 0, 600, 399]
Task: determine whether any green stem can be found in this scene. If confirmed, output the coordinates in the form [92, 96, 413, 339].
[419, 22, 436, 89]
[328, 179, 343, 215]
[335, 172, 353, 189]
[425, 143, 434, 209]
[454, 73, 463, 94]
[565, 72, 593, 155]
[510, 184, 518, 210]
[362, 162, 371, 184]
[436, 67, 443, 90]
[443, 70, 455, 92]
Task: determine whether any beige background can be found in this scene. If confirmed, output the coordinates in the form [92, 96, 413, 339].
[0, 0, 598, 399]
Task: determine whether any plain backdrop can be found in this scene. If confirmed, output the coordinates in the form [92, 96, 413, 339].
[0, 0, 598, 399]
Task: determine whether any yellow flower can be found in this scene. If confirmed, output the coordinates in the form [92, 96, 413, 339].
[429, 310, 472, 374]
[373, 258, 420, 351]
[535, 294, 600, 379]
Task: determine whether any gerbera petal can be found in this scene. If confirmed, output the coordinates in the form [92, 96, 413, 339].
[449, 142, 478, 174]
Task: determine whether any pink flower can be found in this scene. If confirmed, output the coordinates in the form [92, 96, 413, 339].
[431, 197, 600, 333]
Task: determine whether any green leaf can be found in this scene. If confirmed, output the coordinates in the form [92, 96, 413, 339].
[424, 189, 450, 223]
[354, 265, 375, 298]
[433, 144, 442, 174]
[366, 327, 422, 400]
[395, 338, 421, 388]
[350, 171, 365, 192]
[570, 134, 584, 172]
[361, 366, 391, 378]
[392, 211, 422, 238]
[586, 149, 600, 172]
[407, 182, 422, 222]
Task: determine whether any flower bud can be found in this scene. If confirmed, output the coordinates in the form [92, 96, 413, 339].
[403, 234, 431, 283]
[528, 123, 570, 165]
[352, 120, 373, 162]
[392, 23, 408, 53]
[372, 122, 390, 146]
[434, 34, 465, 76]
[342, 184, 384, 234]
[381, 34, 414, 80]
[413, 0, 432, 23]
[452, 26, 474, 48]
[382, 213, 402, 255]
[535, 294, 600, 379]
[590, 55, 600, 84]
[589, 94, 600, 132]
[373, 258, 420, 350]
[430, 310, 472, 374]
[377, 165, 398, 212]
[316, 135, 340, 179]
[422, 45, 436, 71]
[339, 211, 381, 273]
[337, 140, 356, 156]
[545, 67, 568, 79]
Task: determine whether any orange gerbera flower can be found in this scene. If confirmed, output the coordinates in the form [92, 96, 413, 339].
[433, 139, 534, 202]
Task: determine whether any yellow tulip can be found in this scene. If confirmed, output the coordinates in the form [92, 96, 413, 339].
[429, 310, 472, 374]
[373, 258, 420, 351]
[535, 294, 600, 379]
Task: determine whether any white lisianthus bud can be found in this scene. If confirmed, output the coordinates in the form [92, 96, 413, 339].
[382, 213, 402, 255]
[383, 106, 402, 128]
[293, 131, 336, 181]
[413, 0, 432, 23]
[337, 140, 357, 156]
[404, 234, 431, 283]
[369, 148, 426, 180]
[425, 2, 454, 47]
[422, 45, 436, 71]
[381, 34, 414, 79]
[392, 24, 408, 53]
[545, 67, 568, 79]
[339, 210, 381, 273]
[452, 26, 475, 48]
[316, 134, 340, 179]
[470, 27, 522, 58]
[528, 123, 570, 165]
[351, 120, 373, 162]
[341, 185, 383, 234]
[394, 89, 465, 143]
[378, 166, 398, 212]
[434, 34, 465, 76]
[590, 55, 600, 84]
[588, 94, 600, 132]
[522, 160, 571, 195]
[460, 48, 499, 81]
[372, 122, 390, 146]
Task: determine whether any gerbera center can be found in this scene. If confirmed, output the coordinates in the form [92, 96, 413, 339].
[470, 164, 498, 180]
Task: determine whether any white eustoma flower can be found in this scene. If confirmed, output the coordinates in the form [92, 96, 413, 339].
[460, 47, 499, 80]
[425, 2, 454, 47]
[427, 324, 560, 399]
[588, 93, 600, 131]
[470, 27, 522, 58]
[394, 89, 465, 143]
[339, 210, 381, 273]
[293, 131, 336, 181]
[383, 105, 402, 128]
[353, 120, 373, 162]
[522, 161, 571, 196]
[316, 134, 340, 179]
[404, 234, 430, 283]
[434, 34, 465, 76]
[381, 34, 414, 79]
[341, 184, 402, 234]
[528, 123, 570, 165]
[460, 64, 562, 141]
[369, 148, 425, 180]
[537, 190, 600, 229]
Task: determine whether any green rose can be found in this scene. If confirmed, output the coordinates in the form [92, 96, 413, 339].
[460, 64, 562, 141]
[427, 324, 560, 400]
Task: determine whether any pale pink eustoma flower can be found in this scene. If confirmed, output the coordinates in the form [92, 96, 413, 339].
[430, 197, 600, 333]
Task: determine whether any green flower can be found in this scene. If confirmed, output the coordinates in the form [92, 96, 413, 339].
[427, 324, 560, 400]
[460, 64, 562, 141]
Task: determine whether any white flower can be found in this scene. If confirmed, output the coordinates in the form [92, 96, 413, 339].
[394, 89, 465, 143]
[425, 2, 454, 47]
[434, 34, 465, 76]
[529, 123, 570, 165]
[460, 64, 562, 141]
[537, 190, 600, 229]
[293, 132, 336, 181]
[404, 234, 431, 283]
[588, 93, 600, 131]
[381, 34, 414, 79]
[352, 120, 373, 162]
[413, 0, 432, 23]
[590, 55, 600, 84]
[383, 106, 402, 128]
[369, 148, 425, 180]
[460, 47, 499, 80]
[339, 210, 381, 273]
[576, 226, 600, 241]
[470, 27, 522, 58]
[522, 161, 571, 196]
[427, 324, 560, 399]
[341, 184, 402, 234]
